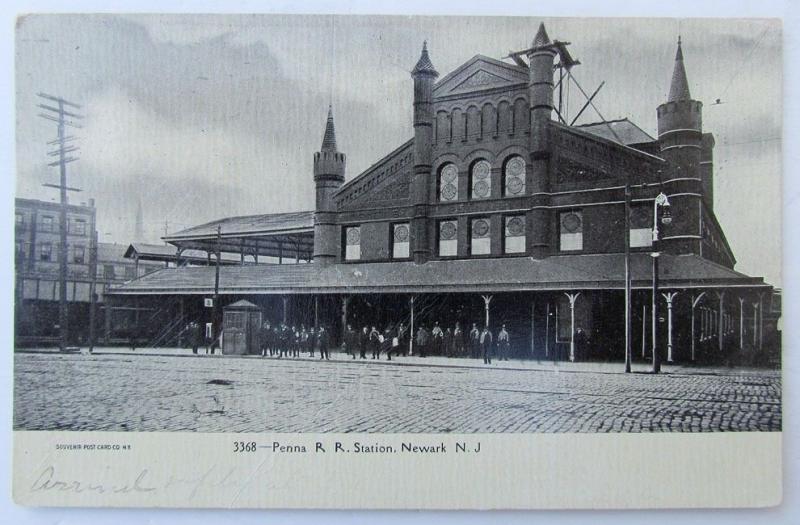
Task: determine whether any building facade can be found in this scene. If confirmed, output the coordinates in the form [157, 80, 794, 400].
[108, 24, 779, 365]
[14, 198, 164, 346]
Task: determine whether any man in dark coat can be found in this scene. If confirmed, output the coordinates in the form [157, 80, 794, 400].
[190, 321, 202, 355]
[369, 326, 381, 359]
[416, 325, 429, 358]
[497, 324, 510, 361]
[453, 322, 465, 357]
[480, 326, 494, 364]
[396, 322, 408, 357]
[344, 324, 357, 359]
[382, 327, 394, 361]
[443, 327, 453, 357]
[431, 321, 444, 356]
[358, 326, 369, 359]
[468, 323, 480, 359]
[316, 327, 329, 360]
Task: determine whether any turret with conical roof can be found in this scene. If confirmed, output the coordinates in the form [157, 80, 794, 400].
[313, 106, 346, 265]
[526, 22, 559, 258]
[657, 37, 707, 206]
[410, 41, 439, 264]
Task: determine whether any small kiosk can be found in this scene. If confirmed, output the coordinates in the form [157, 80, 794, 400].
[222, 300, 262, 355]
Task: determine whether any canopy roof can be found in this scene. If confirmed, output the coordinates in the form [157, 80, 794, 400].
[162, 210, 314, 261]
[108, 253, 766, 296]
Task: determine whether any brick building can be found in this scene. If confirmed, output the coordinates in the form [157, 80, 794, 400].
[109, 24, 779, 365]
[14, 198, 164, 346]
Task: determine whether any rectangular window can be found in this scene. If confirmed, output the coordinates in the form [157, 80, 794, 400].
[504, 215, 526, 254]
[40, 243, 52, 262]
[438, 219, 458, 257]
[344, 226, 361, 261]
[15, 241, 25, 260]
[392, 223, 410, 259]
[470, 218, 491, 255]
[629, 206, 653, 248]
[72, 245, 85, 264]
[15, 213, 24, 228]
[104, 264, 116, 280]
[41, 216, 54, 232]
[559, 211, 583, 251]
[73, 218, 87, 236]
[125, 265, 136, 279]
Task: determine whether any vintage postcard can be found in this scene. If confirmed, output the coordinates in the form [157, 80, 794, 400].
[12, 13, 782, 509]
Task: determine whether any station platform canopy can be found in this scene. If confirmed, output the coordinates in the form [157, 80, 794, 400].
[108, 252, 767, 296]
[161, 210, 314, 263]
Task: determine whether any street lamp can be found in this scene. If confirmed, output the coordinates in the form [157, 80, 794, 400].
[651, 192, 671, 374]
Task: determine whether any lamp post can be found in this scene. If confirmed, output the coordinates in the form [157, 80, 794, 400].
[650, 192, 672, 374]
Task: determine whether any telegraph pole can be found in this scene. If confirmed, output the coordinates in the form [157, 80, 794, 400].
[212, 225, 222, 352]
[37, 93, 83, 352]
[624, 183, 632, 373]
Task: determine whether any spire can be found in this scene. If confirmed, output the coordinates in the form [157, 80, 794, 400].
[532, 22, 551, 48]
[134, 194, 144, 243]
[412, 41, 439, 77]
[321, 105, 337, 152]
[668, 36, 691, 102]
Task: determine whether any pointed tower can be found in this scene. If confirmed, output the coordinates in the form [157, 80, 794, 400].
[657, 37, 706, 204]
[526, 22, 559, 258]
[410, 41, 439, 264]
[313, 106, 346, 265]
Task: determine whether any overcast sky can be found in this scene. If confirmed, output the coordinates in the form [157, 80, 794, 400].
[14, 14, 781, 286]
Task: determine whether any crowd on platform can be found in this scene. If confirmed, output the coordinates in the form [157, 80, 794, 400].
[253, 320, 513, 364]
[182, 319, 514, 364]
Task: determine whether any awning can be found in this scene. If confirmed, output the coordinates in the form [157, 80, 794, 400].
[107, 253, 768, 296]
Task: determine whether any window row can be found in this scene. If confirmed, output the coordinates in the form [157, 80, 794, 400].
[344, 223, 411, 261]
[438, 156, 526, 202]
[16, 242, 87, 263]
[15, 213, 88, 235]
[341, 207, 655, 261]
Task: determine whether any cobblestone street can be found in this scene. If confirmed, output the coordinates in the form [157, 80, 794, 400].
[14, 351, 781, 432]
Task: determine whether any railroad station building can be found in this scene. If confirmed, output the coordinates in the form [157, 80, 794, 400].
[107, 24, 780, 365]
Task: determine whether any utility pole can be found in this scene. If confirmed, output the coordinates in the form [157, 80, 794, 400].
[624, 182, 632, 373]
[37, 92, 83, 352]
[212, 225, 222, 351]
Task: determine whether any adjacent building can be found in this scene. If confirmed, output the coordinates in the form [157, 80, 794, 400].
[14, 197, 164, 346]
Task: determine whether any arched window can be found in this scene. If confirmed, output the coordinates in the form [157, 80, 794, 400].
[438, 163, 458, 202]
[470, 160, 492, 199]
[503, 156, 526, 196]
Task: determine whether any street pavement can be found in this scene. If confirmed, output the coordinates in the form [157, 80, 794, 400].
[13, 349, 781, 433]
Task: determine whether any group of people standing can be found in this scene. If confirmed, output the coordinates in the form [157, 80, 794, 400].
[413, 322, 511, 364]
[258, 321, 331, 360]
[183, 318, 513, 364]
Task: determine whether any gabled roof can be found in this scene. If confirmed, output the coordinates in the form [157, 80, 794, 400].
[433, 54, 528, 98]
[574, 118, 656, 146]
[108, 253, 766, 296]
[164, 211, 314, 241]
[554, 121, 665, 164]
[123, 243, 242, 264]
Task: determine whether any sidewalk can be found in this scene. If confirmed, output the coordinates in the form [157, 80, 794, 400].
[15, 345, 780, 377]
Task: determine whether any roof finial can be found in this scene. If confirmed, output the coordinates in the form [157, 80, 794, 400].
[532, 22, 551, 48]
[412, 40, 439, 77]
[668, 36, 691, 102]
[321, 106, 337, 152]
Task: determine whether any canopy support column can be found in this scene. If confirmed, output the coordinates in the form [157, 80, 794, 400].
[341, 295, 350, 335]
[715, 290, 725, 353]
[409, 295, 416, 356]
[480, 294, 493, 328]
[738, 297, 745, 350]
[282, 296, 289, 325]
[690, 292, 706, 362]
[564, 292, 580, 362]
[662, 292, 678, 362]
